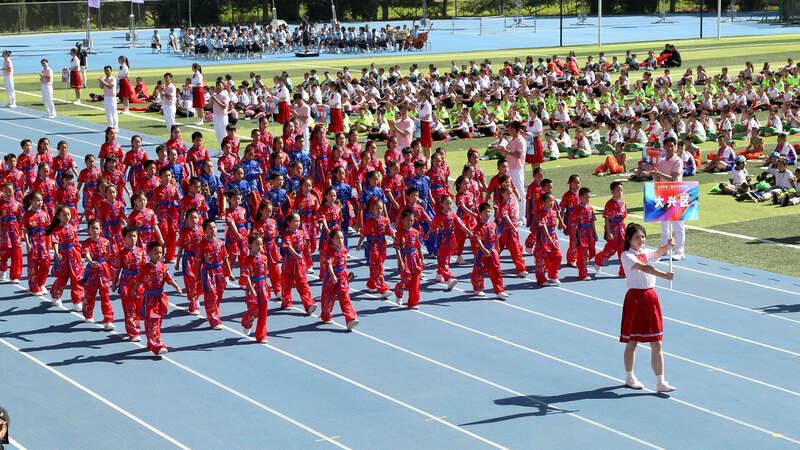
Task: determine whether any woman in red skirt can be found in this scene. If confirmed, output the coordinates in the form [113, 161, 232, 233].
[525, 105, 544, 171]
[190, 63, 205, 126]
[117, 56, 132, 114]
[274, 76, 291, 124]
[327, 81, 344, 134]
[416, 91, 433, 159]
[619, 222, 676, 393]
[68, 48, 82, 104]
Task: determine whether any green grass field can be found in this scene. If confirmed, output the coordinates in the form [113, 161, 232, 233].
[4, 33, 800, 276]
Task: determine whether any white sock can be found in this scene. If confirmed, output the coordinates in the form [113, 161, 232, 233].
[656, 374, 665, 384]
[626, 371, 635, 379]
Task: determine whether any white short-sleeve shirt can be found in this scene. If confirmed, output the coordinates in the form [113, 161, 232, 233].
[621, 249, 657, 289]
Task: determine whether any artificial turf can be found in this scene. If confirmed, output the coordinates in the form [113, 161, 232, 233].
[3, 33, 800, 275]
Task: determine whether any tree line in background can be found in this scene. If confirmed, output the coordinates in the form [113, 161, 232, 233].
[0, 0, 777, 33]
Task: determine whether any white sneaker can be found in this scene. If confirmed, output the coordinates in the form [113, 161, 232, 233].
[435, 274, 445, 283]
[307, 303, 317, 314]
[408, 305, 419, 310]
[550, 278, 561, 285]
[368, 287, 378, 293]
[473, 290, 486, 297]
[8, 104, 16, 108]
[212, 324, 223, 330]
[496, 291, 510, 299]
[194, 120, 203, 125]
[242, 327, 251, 336]
[625, 376, 644, 390]
[12, 279, 21, 286]
[32, 290, 43, 296]
[131, 335, 141, 342]
[381, 291, 391, 298]
[307, 268, 315, 274]
[580, 276, 592, 281]
[419, 272, 426, 280]
[189, 309, 200, 316]
[524, 246, 533, 255]
[157, 347, 169, 355]
[656, 382, 676, 393]
[323, 319, 334, 324]
[593, 264, 602, 273]
[73, 99, 81, 105]
[568, 262, 578, 268]
[456, 256, 466, 265]
[52, 298, 62, 306]
[41, 287, 49, 295]
[104, 322, 115, 330]
[72, 302, 82, 312]
[1, 272, 7, 281]
[346, 319, 359, 330]
[84, 317, 94, 323]
[671, 253, 685, 261]
[517, 271, 529, 278]
[395, 294, 403, 305]
[446, 279, 458, 290]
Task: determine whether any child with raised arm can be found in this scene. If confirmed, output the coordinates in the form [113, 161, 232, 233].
[134, 241, 182, 355]
[321, 229, 359, 330]
[619, 223, 676, 393]
[471, 202, 509, 298]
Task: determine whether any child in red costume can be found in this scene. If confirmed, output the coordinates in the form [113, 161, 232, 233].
[280, 212, 318, 314]
[133, 241, 182, 355]
[356, 198, 394, 297]
[22, 191, 51, 295]
[198, 219, 236, 329]
[320, 229, 359, 329]
[427, 195, 472, 289]
[471, 202, 509, 298]
[494, 186, 528, 277]
[393, 208, 424, 309]
[252, 201, 282, 299]
[533, 193, 564, 286]
[81, 219, 114, 329]
[111, 226, 147, 340]
[594, 181, 628, 277]
[574, 187, 598, 280]
[0, 183, 23, 283]
[241, 233, 272, 342]
[48, 206, 84, 310]
[224, 189, 248, 287]
[175, 209, 204, 315]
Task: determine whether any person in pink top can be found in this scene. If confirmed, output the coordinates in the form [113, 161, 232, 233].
[389, 103, 416, 151]
[39, 59, 56, 119]
[97, 66, 118, 130]
[291, 93, 312, 150]
[498, 121, 528, 222]
[649, 136, 685, 260]
[2, 50, 15, 108]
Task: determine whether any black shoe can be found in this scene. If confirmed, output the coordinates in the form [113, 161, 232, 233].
[735, 192, 746, 202]
[782, 195, 791, 207]
[749, 192, 760, 202]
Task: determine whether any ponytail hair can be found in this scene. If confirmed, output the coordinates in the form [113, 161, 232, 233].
[23, 190, 42, 211]
[623, 222, 646, 251]
[45, 205, 68, 235]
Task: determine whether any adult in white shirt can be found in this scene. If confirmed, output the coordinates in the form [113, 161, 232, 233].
[68, 48, 82, 104]
[274, 77, 291, 125]
[211, 81, 230, 147]
[291, 93, 312, 150]
[2, 51, 14, 108]
[650, 137, 686, 260]
[327, 81, 344, 133]
[191, 63, 206, 125]
[39, 59, 55, 118]
[619, 222, 676, 393]
[498, 121, 528, 222]
[97, 65, 118, 130]
[162, 72, 177, 132]
[117, 56, 133, 114]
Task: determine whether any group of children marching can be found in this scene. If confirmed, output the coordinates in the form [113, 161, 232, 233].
[0, 121, 630, 357]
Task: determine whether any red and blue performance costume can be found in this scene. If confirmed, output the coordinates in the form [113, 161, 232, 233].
[81, 236, 113, 324]
[128, 207, 159, 249]
[321, 245, 358, 325]
[426, 166, 451, 211]
[187, 144, 209, 176]
[471, 219, 504, 294]
[455, 190, 479, 258]
[311, 138, 331, 191]
[594, 198, 627, 276]
[55, 185, 80, 226]
[560, 189, 580, 265]
[22, 208, 50, 294]
[430, 211, 464, 282]
[292, 192, 319, 268]
[52, 153, 75, 185]
[394, 226, 424, 308]
[122, 147, 149, 189]
[495, 199, 527, 274]
[176, 225, 204, 313]
[116, 244, 146, 339]
[533, 208, 562, 285]
[77, 167, 101, 220]
[30, 176, 57, 219]
[0, 198, 23, 281]
[251, 217, 282, 297]
[179, 192, 209, 224]
[199, 236, 228, 328]
[137, 175, 161, 201]
[574, 204, 597, 279]
[153, 183, 181, 262]
[280, 228, 316, 313]
[315, 202, 342, 255]
[17, 151, 36, 188]
[524, 181, 542, 251]
[360, 215, 393, 294]
[51, 223, 85, 306]
[99, 198, 126, 250]
[381, 173, 405, 223]
[99, 140, 124, 162]
[3, 168, 25, 202]
[224, 205, 249, 286]
[136, 261, 176, 354]
[241, 253, 271, 342]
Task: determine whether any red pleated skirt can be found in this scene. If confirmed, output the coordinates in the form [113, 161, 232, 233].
[619, 288, 663, 343]
[192, 86, 205, 108]
[329, 108, 343, 133]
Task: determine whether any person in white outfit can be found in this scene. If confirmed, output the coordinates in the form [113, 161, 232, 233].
[211, 80, 229, 147]
[2, 51, 16, 108]
[162, 72, 177, 132]
[498, 120, 528, 222]
[651, 137, 686, 260]
[39, 59, 55, 118]
[97, 65, 118, 130]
